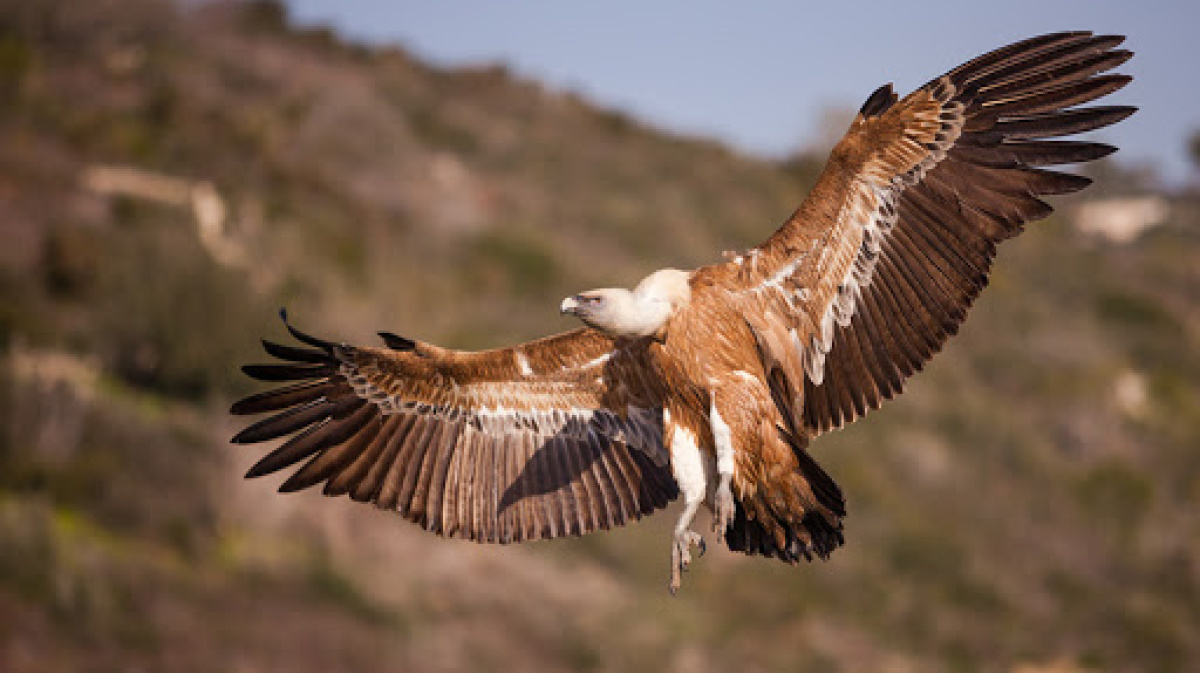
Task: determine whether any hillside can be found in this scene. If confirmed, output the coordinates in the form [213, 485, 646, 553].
[2, 2, 1199, 672]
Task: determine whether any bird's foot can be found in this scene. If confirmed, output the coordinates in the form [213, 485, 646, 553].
[668, 530, 706, 595]
[712, 481, 735, 536]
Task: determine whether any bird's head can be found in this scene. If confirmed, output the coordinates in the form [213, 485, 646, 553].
[560, 289, 623, 331]
[561, 269, 690, 338]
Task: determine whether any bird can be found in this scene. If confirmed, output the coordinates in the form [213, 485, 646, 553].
[231, 32, 1134, 594]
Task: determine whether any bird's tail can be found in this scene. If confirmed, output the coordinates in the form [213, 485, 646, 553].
[724, 428, 845, 563]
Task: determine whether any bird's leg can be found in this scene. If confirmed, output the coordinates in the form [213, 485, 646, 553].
[667, 422, 708, 595]
[709, 398, 737, 537]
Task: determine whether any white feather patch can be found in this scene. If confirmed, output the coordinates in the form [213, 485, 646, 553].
[668, 423, 709, 503]
[341, 361, 666, 459]
[709, 399, 735, 476]
[514, 351, 533, 376]
[733, 370, 758, 384]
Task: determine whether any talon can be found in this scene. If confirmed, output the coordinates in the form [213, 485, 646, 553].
[669, 529, 706, 593]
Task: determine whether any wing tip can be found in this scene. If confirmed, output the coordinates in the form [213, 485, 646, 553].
[276, 473, 312, 492]
[244, 459, 275, 480]
[859, 82, 897, 118]
[240, 363, 331, 381]
[230, 427, 260, 445]
[278, 307, 335, 350]
[1090, 142, 1120, 161]
[379, 331, 417, 351]
[1111, 105, 1139, 121]
[239, 363, 269, 380]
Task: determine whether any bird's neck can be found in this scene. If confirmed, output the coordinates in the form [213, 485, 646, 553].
[604, 269, 691, 339]
[599, 292, 671, 338]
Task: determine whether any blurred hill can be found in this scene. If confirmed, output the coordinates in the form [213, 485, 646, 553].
[2, 1, 1198, 672]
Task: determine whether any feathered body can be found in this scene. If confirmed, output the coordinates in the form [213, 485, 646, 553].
[231, 32, 1134, 592]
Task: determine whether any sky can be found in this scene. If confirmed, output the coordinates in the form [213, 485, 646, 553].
[283, 0, 1199, 186]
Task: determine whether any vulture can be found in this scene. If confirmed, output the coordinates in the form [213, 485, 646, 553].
[232, 32, 1134, 593]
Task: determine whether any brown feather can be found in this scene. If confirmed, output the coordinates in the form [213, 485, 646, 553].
[241, 363, 336, 382]
[282, 413, 383, 492]
[361, 414, 415, 505]
[952, 140, 1116, 168]
[977, 49, 1132, 101]
[941, 32, 1092, 86]
[965, 35, 1125, 93]
[324, 414, 401, 497]
[974, 74, 1131, 122]
[424, 421, 460, 534]
[232, 398, 350, 444]
[229, 380, 337, 416]
[968, 105, 1136, 144]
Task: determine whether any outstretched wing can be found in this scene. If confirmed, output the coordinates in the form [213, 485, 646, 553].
[706, 31, 1133, 436]
[231, 315, 678, 543]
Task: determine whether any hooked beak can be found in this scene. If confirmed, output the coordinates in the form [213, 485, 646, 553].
[560, 296, 579, 316]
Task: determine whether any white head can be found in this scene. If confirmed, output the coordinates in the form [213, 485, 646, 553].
[560, 268, 691, 338]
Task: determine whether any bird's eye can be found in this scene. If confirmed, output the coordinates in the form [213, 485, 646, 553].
[578, 295, 602, 306]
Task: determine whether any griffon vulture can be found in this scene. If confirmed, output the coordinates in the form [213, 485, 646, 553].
[232, 32, 1134, 593]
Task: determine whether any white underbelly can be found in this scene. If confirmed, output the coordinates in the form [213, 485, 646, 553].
[665, 411, 717, 504]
